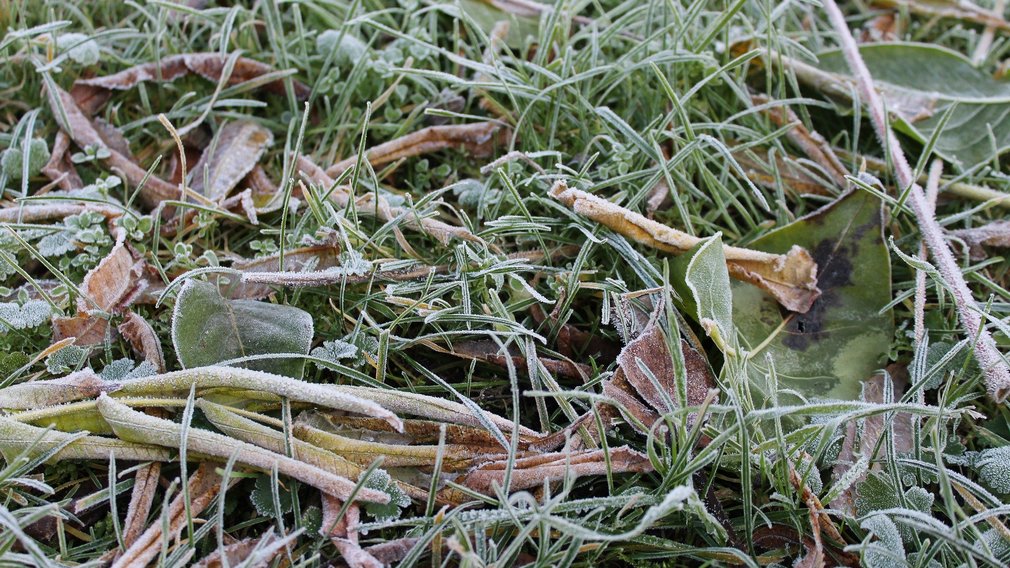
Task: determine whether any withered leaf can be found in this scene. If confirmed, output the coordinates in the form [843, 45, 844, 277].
[426, 338, 593, 380]
[47, 85, 179, 208]
[617, 323, 713, 417]
[325, 121, 509, 177]
[76, 53, 311, 100]
[751, 94, 848, 188]
[120, 461, 161, 551]
[459, 446, 652, 495]
[872, 0, 1010, 30]
[113, 463, 228, 568]
[0, 369, 117, 410]
[40, 131, 83, 190]
[950, 220, 1010, 259]
[299, 155, 480, 245]
[52, 314, 109, 346]
[550, 181, 820, 313]
[190, 121, 274, 201]
[191, 531, 295, 568]
[118, 311, 166, 373]
[322, 496, 383, 568]
[78, 231, 146, 313]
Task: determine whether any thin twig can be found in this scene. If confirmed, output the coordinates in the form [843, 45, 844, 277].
[823, 0, 1010, 401]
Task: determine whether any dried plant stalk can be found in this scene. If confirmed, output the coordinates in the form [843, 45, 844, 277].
[299, 156, 480, 245]
[549, 180, 820, 312]
[325, 122, 507, 177]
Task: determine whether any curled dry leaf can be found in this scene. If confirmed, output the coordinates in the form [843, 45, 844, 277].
[40, 131, 83, 190]
[0, 203, 120, 224]
[459, 445, 652, 495]
[732, 148, 835, 198]
[425, 338, 593, 381]
[751, 94, 849, 188]
[96, 393, 390, 503]
[56, 229, 154, 345]
[51, 314, 109, 346]
[75, 52, 311, 100]
[47, 85, 179, 208]
[325, 121, 509, 177]
[949, 219, 1010, 260]
[322, 496, 383, 568]
[120, 461, 160, 551]
[293, 411, 511, 471]
[611, 321, 715, 431]
[872, 0, 1010, 30]
[113, 463, 228, 568]
[117, 312, 166, 373]
[191, 531, 294, 568]
[299, 155, 480, 245]
[365, 538, 420, 565]
[190, 120, 274, 201]
[0, 369, 118, 410]
[228, 242, 344, 299]
[549, 181, 820, 313]
[78, 230, 145, 313]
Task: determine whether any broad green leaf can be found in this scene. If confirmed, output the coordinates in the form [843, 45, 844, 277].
[816, 42, 1010, 169]
[672, 234, 735, 352]
[732, 190, 892, 401]
[171, 280, 313, 378]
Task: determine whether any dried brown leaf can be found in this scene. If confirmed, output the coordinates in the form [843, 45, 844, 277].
[426, 338, 593, 381]
[950, 220, 1010, 259]
[751, 95, 848, 188]
[47, 85, 179, 208]
[76, 53, 311, 100]
[113, 463, 227, 568]
[78, 231, 144, 313]
[0, 203, 119, 224]
[550, 180, 820, 312]
[0, 369, 117, 410]
[299, 155, 480, 245]
[872, 0, 1010, 30]
[51, 314, 109, 345]
[190, 121, 274, 201]
[365, 538, 420, 565]
[732, 150, 834, 197]
[40, 131, 83, 190]
[120, 461, 160, 550]
[459, 445, 652, 495]
[118, 312, 166, 373]
[325, 121, 509, 177]
[322, 496, 383, 568]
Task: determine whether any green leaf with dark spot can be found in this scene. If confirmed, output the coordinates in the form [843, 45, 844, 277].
[732, 190, 892, 401]
[171, 280, 313, 378]
[816, 42, 1010, 169]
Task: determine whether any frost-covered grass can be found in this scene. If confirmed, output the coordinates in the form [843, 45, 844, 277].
[2, 1, 1010, 566]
